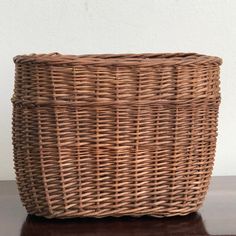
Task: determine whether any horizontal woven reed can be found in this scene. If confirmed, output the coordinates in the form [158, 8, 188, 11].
[12, 53, 222, 218]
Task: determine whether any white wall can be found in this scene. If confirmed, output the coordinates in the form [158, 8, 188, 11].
[0, 0, 235, 180]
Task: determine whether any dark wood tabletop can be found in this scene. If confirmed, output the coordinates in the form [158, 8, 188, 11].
[0, 176, 235, 236]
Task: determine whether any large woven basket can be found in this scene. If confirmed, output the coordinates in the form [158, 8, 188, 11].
[12, 53, 222, 218]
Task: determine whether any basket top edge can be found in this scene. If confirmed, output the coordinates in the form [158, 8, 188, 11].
[13, 52, 222, 66]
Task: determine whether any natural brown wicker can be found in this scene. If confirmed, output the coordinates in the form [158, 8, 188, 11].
[12, 53, 222, 219]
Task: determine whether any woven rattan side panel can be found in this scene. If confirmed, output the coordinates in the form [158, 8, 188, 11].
[12, 54, 221, 218]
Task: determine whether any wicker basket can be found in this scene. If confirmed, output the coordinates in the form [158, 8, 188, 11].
[12, 53, 222, 219]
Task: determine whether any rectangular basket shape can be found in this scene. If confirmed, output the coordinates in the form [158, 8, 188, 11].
[12, 53, 222, 218]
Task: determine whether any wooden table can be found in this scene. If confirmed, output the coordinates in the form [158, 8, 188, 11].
[0, 176, 235, 236]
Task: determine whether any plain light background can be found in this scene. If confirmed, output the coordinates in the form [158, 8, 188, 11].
[0, 0, 235, 180]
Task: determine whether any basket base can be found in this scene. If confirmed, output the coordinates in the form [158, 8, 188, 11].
[26, 206, 201, 219]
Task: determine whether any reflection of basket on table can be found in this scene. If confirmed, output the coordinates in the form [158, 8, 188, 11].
[21, 213, 209, 236]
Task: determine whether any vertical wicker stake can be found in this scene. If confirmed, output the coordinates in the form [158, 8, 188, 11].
[12, 53, 222, 218]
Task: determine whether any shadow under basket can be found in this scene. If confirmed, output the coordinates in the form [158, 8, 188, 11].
[12, 53, 222, 218]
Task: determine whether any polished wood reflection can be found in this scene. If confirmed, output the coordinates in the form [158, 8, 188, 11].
[0, 176, 236, 236]
[21, 213, 207, 236]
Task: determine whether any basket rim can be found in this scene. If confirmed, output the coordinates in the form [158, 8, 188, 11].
[13, 52, 222, 66]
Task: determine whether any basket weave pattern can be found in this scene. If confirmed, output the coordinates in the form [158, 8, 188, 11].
[12, 53, 222, 218]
